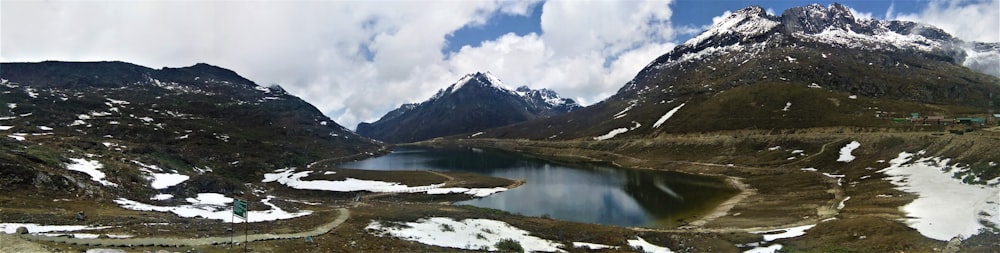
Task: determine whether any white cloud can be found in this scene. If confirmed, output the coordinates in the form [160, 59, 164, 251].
[1, 0, 680, 130]
[848, 7, 875, 20]
[891, 0, 1000, 43]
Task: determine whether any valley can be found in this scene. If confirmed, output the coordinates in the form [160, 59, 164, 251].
[2, 2, 1000, 253]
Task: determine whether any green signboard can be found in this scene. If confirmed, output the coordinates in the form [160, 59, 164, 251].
[233, 198, 247, 219]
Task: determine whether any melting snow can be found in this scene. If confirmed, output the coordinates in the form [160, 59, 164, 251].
[836, 141, 861, 162]
[614, 102, 636, 119]
[262, 168, 507, 197]
[0, 223, 112, 234]
[149, 173, 189, 189]
[627, 236, 674, 253]
[573, 242, 617, 250]
[594, 121, 641, 141]
[879, 152, 1000, 240]
[114, 194, 311, 223]
[744, 244, 783, 253]
[756, 224, 816, 241]
[837, 196, 851, 209]
[653, 103, 686, 128]
[426, 187, 508, 197]
[0, 126, 12, 131]
[781, 102, 791, 112]
[150, 194, 174, 200]
[66, 158, 118, 187]
[366, 217, 564, 252]
[106, 98, 130, 105]
[8, 133, 27, 141]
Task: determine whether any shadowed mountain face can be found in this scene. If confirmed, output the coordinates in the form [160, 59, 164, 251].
[1, 61, 382, 196]
[356, 72, 581, 143]
[469, 4, 1000, 141]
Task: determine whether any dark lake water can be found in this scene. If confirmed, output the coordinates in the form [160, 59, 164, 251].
[338, 147, 738, 228]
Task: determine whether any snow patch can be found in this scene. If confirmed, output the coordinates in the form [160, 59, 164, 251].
[755, 224, 816, 241]
[262, 168, 507, 197]
[150, 194, 174, 200]
[743, 244, 783, 253]
[426, 187, 508, 197]
[573, 242, 618, 250]
[837, 141, 861, 162]
[66, 158, 117, 187]
[593, 121, 641, 141]
[366, 217, 564, 252]
[627, 236, 674, 253]
[114, 194, 311, 223]
[149, 173, 189, 189]
[837, 196, 851, 209]
[879, 152, 1000, 240]
[653, 103, 686, 128]
[0, 223, 112, 234]
[781, 102, 791, 112]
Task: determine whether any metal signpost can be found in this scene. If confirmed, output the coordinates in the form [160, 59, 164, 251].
[232, 198, 248, 251]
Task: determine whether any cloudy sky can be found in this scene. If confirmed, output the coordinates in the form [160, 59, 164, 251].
[3, 0, 998, 130]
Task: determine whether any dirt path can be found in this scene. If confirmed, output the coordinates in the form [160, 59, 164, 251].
[681, 176, 756, 228]
[1, 233, 54, 253]
[787, 137, 848, 166]
[18, 208, 349, 247]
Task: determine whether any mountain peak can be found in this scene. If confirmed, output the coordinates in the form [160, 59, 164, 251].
[781, 3, 865, 35]
[433, 71, 512, 100]
[683, 5, 779, 47]
[358, 72, 581, 143]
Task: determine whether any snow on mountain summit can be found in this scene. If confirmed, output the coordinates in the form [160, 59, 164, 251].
[654, 3, 998, 78]
[684, 6, 779, 47]
[357, 72, 581, 143]
[432, 72, 514, 100]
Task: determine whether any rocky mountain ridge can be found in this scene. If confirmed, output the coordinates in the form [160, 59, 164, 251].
[467, 3, 1000, 141]
[357, 72, 581, 143]
[0, 61, 382, 200]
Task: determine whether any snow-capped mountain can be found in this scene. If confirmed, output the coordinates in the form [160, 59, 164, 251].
[636, 3, 998, 85]
[469, 4, 1000, 141]
[356, 72, 581, 143]
[0, 61, 382, 198]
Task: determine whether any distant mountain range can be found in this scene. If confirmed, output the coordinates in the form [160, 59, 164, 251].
[356, 72, 581, 143]
[469, 3, 1000, 140]
[0, 61, 381, 198]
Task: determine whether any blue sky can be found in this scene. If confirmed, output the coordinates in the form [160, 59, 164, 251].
[3, 0, 998, 130]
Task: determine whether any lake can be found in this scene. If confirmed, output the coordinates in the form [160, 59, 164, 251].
[338, 146, 738, 228]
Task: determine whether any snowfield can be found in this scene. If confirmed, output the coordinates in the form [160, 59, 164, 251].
[366, 217, 564, 252]
[114, 194, 311, 223]
[879, 151, 1000, 240]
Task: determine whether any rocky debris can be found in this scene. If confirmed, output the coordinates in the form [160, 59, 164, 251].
[944, 236, 962, 253]
[15, 226, 29, 234]
[76, 211, 87, 221]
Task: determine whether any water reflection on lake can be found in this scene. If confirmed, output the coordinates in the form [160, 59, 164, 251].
[338, 147, 737, 228]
